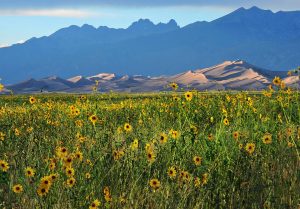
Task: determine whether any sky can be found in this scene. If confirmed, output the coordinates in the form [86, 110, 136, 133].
[0, 0, 300, 47]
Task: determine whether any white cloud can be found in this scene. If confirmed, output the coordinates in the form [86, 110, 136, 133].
[0, 44, 9, 48]
[0, 9, 97, 18]
[0, 40, 25, 48]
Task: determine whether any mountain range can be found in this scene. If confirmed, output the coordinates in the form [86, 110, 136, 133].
[1, 6, 300, 85]
[2, 60, 298, 94]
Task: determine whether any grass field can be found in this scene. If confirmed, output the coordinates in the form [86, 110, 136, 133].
[0, 86, 299, 208]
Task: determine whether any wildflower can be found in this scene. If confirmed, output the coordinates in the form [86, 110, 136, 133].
[14, 128, 20, 136]
[64, 155, 73, 167]
[12, 184, 23, 194]
[159, 133, 168, 144]
[184, 91, 193, 101]
[66, 177, 76, 187]
[65, 167, 75, 177]
[75, 120, 83, 127]
[49, 162, 56, 170]
[85, 172, 91, 179]
[287, 141, 294, 148]
[194, 177, 201, 188]
[183, 171, 191, 182]
[145, 143, 154, 153]
[239, 144, 243, 150]
[173, 96, 180, 101]
[262, 134, 272, 144]
[149, 179, 161, 190]
[89, 199, 101, 209]
[208, 133, 213, 141]
[202, 173, 209, 185]
[0, 132, 5, 141]
[37, 185, 49, 196]
[124, 123, 132, 132]
[193, 156, 202, 166]
[49, 173, 58, 182]
[130, 139, 139, 150]
[40, 176, 52, 188]
[56, 147, 68, 158]
[25, 167, 35, 177]
[286, 127, 293, 137]
[104, 193, 112, 202]
[103, 186, 110, 196]
[89, 115, 98, 125]
[170, 129, 179, 139]
[233, 131, 239, 140]
[272, 76, 281, 86]
[146, 151, 156, 164]
[245, 143, 255, 154]
[0, 83, 4, 91]
[0, 159, 9, 172]
[170, 82, 178, 90]
[223, 118, 229, 126]
[29, 96, 36, 104]
[167, 166, 177, 179]
[190, 125, 198, 134]
[75, 151, 83, 161]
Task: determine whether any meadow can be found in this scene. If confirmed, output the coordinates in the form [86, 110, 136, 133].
[0, 82, 299, 209]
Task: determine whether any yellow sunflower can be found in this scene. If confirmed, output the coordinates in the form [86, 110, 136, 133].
[272, 76, 281, 86]
[89, 199, 101, 209]
[40, 176, 52, 188]
[194, 177, 201, 188]
[184, 91, 193, 101]
[89, 115, 98, 125]
[170, 129, 179, 139]
[75, 151, 83, 161]
[65, 167, 75, 177]
[159, 133, 168, 144]
[124, 123, 132, 132]
[0, 132, 5, 141]
[29, 96, 36, 104]
[146, 151, 156, 164]
[66, 177, 76, 188]
[37, 185, 49, 196]
[25, 167, 35, 177]
[223, 118, 229, 126]
[262, 133, 272, 144]
[0, 159, 9, 172]
[167, 166, 177, 179]
[169, 82, 178, 90]
[208, 133, 214, 141]
[64, 155, 73, 167]
[233, 131, 239, 140]
[149, 178, 161, 190]
[193, 156, 202, 166]
[245, 143, 255, 154]
[12, 184, 23, 194]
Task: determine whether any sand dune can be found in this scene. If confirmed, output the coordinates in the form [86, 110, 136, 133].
[5, 60, 294, 93]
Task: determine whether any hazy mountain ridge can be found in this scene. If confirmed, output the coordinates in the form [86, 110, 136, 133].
[0, 6, 300, 84]
[4, 60, 298, 94]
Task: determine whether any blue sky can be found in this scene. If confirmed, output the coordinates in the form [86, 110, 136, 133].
[1, 0, 300, 47]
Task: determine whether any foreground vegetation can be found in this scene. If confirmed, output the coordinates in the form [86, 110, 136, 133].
[0, 83, 299, 208]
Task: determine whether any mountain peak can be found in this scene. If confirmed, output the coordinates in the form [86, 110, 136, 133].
[128, 19, 155, 29]
[247, 6, 273, 13]
[167, 19, 178, 26]
[231, 6, 273, 15]
[81, 24, 96, 30]
[127, 18, 179, 33]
